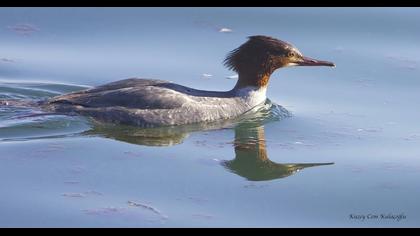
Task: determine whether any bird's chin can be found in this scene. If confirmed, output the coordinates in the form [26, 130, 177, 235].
[285, 62, 299, 67]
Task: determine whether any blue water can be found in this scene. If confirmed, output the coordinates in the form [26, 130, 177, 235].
[1, 7, 420, 227]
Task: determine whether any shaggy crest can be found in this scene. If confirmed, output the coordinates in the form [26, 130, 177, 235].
[223, 35, 295, 73]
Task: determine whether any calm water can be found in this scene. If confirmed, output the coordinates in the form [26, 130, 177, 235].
[1, 7, 420, 227]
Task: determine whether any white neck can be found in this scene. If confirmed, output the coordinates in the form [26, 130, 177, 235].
[233, 86, 267, 107]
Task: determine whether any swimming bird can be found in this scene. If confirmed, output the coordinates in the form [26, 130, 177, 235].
[41, 35, 335, 127]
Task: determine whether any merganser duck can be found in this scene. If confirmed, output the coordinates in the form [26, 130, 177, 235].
[42, 35, 335, 127]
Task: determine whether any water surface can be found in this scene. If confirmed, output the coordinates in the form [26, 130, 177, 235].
[1, 7, 420, 227]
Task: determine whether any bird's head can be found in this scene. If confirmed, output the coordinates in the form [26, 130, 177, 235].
[224, 35, 335, 88]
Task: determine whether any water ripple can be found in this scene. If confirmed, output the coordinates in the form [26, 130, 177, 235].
[0, 81, 91, 142]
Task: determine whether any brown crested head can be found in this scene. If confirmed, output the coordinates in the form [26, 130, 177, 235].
[224, 35, 335, 89]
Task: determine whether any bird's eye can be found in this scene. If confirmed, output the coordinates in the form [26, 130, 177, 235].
[287, 52, 295, 58]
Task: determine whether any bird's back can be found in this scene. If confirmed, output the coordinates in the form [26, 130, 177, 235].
[47, 78, 185, 109]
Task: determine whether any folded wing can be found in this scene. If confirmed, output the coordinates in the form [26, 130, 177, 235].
[48, 78, 189, 110]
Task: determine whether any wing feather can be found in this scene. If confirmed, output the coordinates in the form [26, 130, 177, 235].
[48, 78, 187, 109]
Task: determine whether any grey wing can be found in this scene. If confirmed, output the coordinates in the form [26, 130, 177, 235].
[47, 78, 188, 109]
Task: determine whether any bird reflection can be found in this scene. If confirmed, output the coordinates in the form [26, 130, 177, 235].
[84, 101, 333, 181]
[222, 123, 333, 181]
